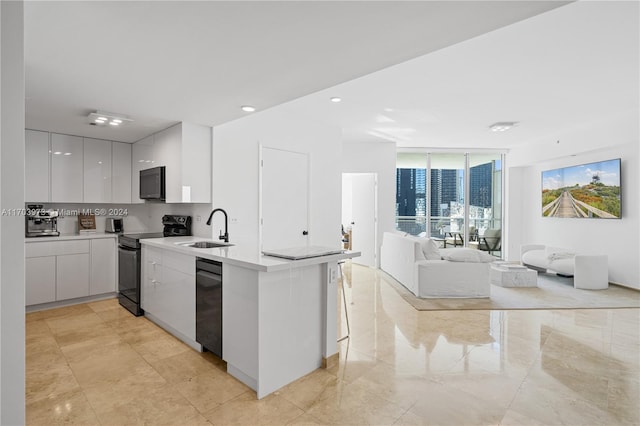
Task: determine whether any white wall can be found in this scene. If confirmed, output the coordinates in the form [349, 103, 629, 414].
[342, 141, 397, 267]
[508, 140, 639, 288]
[212, 106, 342, 250]
[1, 1, 25, 423]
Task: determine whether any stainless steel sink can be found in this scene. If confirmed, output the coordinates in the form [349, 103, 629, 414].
[177, 241, 233, 249]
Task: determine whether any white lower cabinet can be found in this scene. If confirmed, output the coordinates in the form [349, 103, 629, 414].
[142, 246, 195, 342]
[90, 239, 116, 295]
[25, 237, 116, 306]
[25, 257, 56, 305]
[160, 266, 195, 340]
[141, 246, 162, 313]
[56, 253, 90, 300]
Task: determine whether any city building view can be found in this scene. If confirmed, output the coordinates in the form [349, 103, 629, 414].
[396, 159, 501, 238]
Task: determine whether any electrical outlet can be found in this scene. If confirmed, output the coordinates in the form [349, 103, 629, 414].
[230, 217, 238, 224]
[196, 215, 201, 222]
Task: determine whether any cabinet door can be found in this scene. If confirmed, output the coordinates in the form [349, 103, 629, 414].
[154, 124, 181, 202]
[141, 246, 162, 313]
[181, 122, 211, 203]
[112, 142, 132, 203]
[161, 266, 196, 340]
[90, 239, 116, 295]
[26, 257, 56, 305]
[51, 133, 83, 202]
[131, 135, 155, 204]
[56, 253, 90, 300]
[83, 138, 112, 203]
[25, 130, 50, 202]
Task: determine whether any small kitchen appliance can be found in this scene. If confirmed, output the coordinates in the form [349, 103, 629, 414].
[105, 217, 123, 233]
[117, 215, 192, 316]
[25, 205, 60, 237]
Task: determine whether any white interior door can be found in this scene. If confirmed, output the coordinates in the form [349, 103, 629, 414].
[260, 147, 309, 251]
[343, 173, 377, 267]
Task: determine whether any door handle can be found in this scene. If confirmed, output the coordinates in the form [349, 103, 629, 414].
[302, 230, 308, 235]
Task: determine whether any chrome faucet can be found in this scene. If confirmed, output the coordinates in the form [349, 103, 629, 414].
[206, 208, 229, 242]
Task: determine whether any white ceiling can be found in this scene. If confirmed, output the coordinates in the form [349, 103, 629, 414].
[24, 0, 575, 144]
[287, 1, 640, 151]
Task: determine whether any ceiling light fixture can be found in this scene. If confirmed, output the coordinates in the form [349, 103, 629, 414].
[241, 105, 256, 112]
[489, 122, 518, 132]
[330, 97, 342, 103]
[87, 111, 133, 127]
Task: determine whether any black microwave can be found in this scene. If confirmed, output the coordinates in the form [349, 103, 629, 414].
[140, 166, 165, 201]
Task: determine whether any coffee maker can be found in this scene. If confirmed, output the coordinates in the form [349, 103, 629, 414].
[162, 215, 192, 236]
[25, 205, 60, 237]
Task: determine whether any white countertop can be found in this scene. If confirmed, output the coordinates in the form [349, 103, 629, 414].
[140, 236, 360, 272]
[25, 232, 119, 243]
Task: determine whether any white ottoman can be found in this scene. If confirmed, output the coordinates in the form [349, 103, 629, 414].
[574, 255, 609, 290]
[491, 264, 537, 287]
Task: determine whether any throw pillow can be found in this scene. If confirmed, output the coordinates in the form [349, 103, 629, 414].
[545, 246, 575, 261]
[423, 238, 442, 260]
[408, 236, 442, 261]
[441, 248, 495, 263]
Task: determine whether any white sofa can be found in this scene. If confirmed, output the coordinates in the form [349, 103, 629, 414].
[521, 244, 608, 290]
[380, 232, 492, 298]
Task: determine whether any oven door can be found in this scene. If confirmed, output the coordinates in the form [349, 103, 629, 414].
[118, 245, 140, 304]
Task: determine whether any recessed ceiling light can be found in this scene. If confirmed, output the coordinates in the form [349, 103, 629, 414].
[95, 119, 105, 124]
[489, 122, 518, 132]
[112, 119, 122, 124]
[109, 121, 119, 126]
[241, 105, 256, 112]
[53, 151, 62, 155]
[63, 152, 72, 156]
[330, 97, 342, 103]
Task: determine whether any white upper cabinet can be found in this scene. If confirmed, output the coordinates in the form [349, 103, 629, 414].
[51, 133, 84, 202]
[179, 122, 212, 203]
[25, 129, 50, 202]
[132, 122, 211, 203]
[83, 138, 112, 203]
[131, 135, 155, 204]
[112, 142, 132, 203]
[154, 124, 181, 201]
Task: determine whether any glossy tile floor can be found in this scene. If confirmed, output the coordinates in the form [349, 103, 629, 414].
[26, 263, 639, 425]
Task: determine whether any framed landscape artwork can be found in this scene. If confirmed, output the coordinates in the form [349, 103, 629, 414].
[541, 158, 621, 219]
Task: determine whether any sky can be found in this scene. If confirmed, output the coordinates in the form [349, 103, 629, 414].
[542, 159, 621, 190]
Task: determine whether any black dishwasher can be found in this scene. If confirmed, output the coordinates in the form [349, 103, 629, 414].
[196, 258, 222, 358]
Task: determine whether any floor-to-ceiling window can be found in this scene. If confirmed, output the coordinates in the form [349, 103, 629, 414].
[468, 153, 503, 257]
[396, 153, 427, 235]
[395, 151, 504, 257]
[429, 153, 466, 244]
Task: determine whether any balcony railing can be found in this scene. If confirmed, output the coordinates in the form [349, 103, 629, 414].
[395, 216, 502, 238]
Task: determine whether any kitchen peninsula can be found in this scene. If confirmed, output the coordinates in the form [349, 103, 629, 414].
[140, 236, 360, 398]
